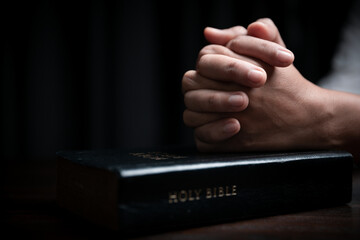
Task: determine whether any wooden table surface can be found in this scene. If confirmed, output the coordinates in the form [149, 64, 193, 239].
[2, 159, 360, 240]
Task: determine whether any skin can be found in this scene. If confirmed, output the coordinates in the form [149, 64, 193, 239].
[182, 18, 360, 161]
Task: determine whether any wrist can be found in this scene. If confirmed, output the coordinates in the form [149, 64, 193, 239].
[320, 88, 360, 156]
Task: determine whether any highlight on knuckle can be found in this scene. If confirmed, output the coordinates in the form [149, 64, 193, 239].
[182, 70, 197, 92]
[198, 45, 214, 64]
[207, 92, 220, 108]
[259, 41, 270, 51]
[225, 60, 241, 79]
[199, 44, 221, 58]
[260, 41, 277, 57]
[197, 54, 212, 73]
[198, 45, 212, 58]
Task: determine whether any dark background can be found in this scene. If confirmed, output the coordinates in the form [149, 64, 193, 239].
[1, 0, 355, 163]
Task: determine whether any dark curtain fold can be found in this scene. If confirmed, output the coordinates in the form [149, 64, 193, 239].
[1, 0, 354, 161]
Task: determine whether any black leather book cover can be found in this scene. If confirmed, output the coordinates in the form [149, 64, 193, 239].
[56, 148, 353, 233]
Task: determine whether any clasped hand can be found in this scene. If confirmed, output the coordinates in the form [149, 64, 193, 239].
[182, 18, 334, 152]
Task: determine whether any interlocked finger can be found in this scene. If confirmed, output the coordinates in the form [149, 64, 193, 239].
[184, 89, 249, 113]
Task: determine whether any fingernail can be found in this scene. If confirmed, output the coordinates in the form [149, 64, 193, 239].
[228, 94, 244, 107]
[223, 121, 239, 134]
[248, 69, 265, 86]
[276, 49, 293, 64]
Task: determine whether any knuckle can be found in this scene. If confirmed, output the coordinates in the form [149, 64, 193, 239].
[207, 92, 220, 108]
[197, 45, 226, 66]
[196, 54, 211, 72]
[183, 70, 195, 79]
[259, 40, 270, 50]
[198, 44, 220, 58]
[198, 45, 212, 58]
[260, 41, 277, 57]
[182, 70, 197, 93]
[197, 46, 213, 64]
[225, 60, 241, 79]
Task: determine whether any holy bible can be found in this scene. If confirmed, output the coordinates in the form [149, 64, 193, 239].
[56, 148, 352, 233]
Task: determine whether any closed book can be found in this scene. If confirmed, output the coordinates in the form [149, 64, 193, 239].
[56, 148, 353, 233]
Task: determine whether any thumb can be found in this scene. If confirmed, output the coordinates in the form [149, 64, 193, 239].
[247, 18, 286, 47]
[204, 26, 247, 45]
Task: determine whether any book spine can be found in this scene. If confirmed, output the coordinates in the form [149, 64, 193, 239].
[117, 155, 352, 232]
